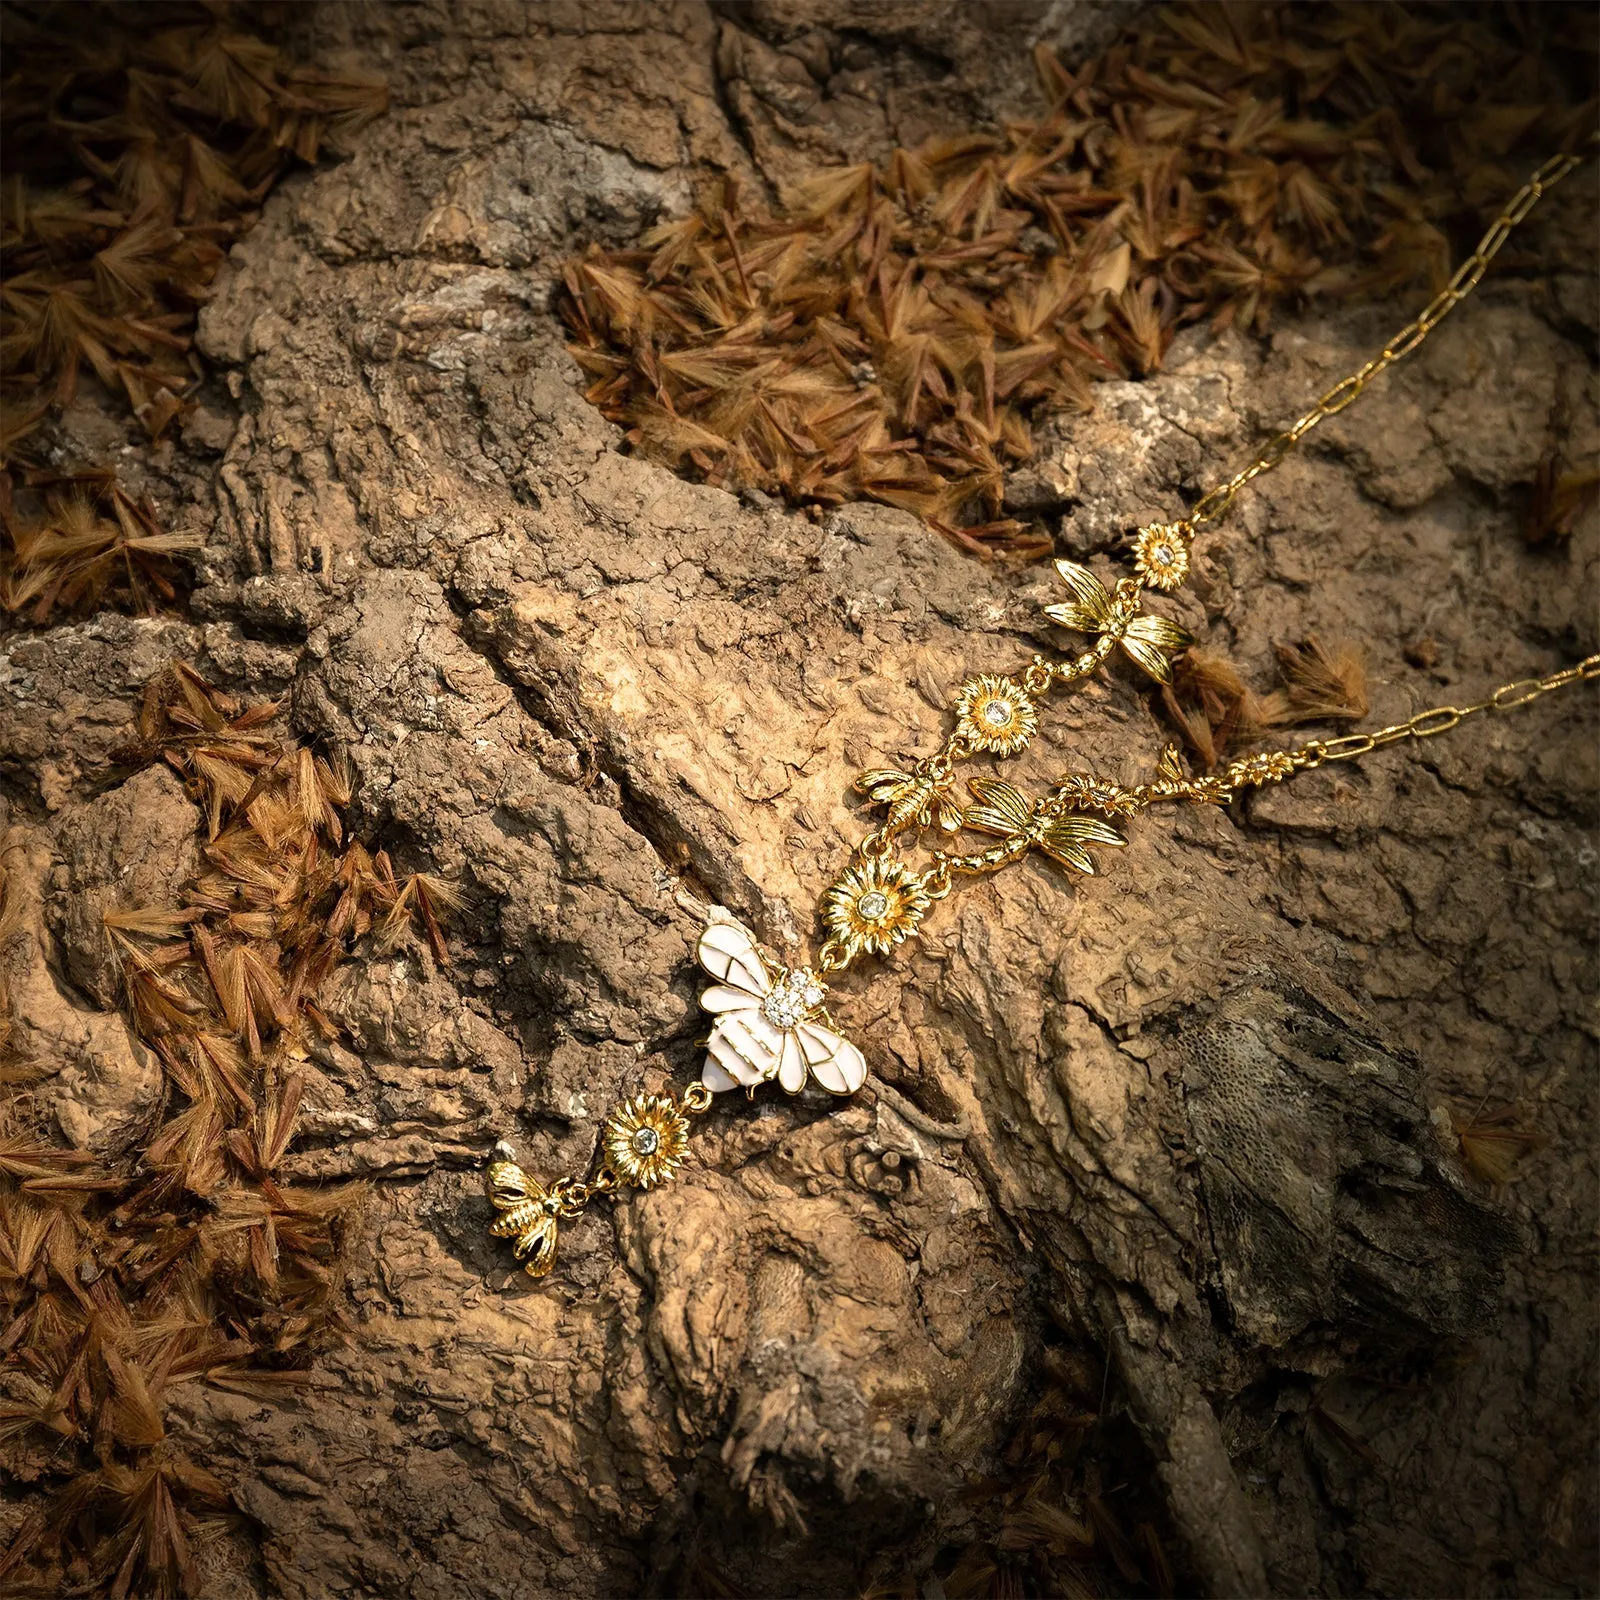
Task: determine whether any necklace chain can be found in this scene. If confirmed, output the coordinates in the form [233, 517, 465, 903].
[1128, 655, 1600, 817]
[1184, 146, 1590, 535]
[1297, 655, 1600, 768]
[488, 146, 1597, 1249]
[813, 145, 1597, 973]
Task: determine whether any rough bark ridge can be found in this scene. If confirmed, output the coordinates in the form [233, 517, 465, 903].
[2, 4, 1596, 1596]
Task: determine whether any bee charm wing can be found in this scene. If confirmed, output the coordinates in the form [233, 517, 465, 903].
[697, 922, 773, 997]
[795, 1021, 867, 1095]
[486, 1159, 559, 1278]
[857, 768, 962, 835]
[855, 768, 917, 802]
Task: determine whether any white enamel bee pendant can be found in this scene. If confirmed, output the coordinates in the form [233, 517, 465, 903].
[696, 921, 867, 1097]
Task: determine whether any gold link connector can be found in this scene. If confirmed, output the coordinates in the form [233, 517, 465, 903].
[1287, 655, 1598, 770]
[1185, 150, 1587, 533]
[817, 937, 851, 973]
[1021, 657, 1055, 696]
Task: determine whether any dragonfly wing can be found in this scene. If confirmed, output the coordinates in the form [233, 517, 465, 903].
[966, 776, 1032, 834]
[1049, 560, 1113, 629]
[1121, 615, 1192, 683]
[1120, 633, 1174, 683]
[1038, 839, 1097, 872]
[1039, 815, 1126, 873]
[1125, 614, 1191, 651]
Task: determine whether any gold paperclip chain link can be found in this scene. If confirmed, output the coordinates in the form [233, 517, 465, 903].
[1178, 144, 1592, 538]
[1294, 655, 1600, 768]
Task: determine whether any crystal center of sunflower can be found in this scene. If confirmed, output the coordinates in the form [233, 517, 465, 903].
[631, 1126, 660, 1155]
[856, 890, 890, 920]
[981, 699, 1014, 728]
[1152, 544, 1174, 566]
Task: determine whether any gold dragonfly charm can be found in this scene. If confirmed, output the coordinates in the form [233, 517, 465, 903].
[939, 776, 1128, 875]
[1043, 560, 1191, 684]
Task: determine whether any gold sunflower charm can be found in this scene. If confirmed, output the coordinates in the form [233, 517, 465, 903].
[822, 858, 930, 959]
[602, 1093, 690, 1188]
[1132, 523, 1190, 591]
[952, 673, 1039, 755]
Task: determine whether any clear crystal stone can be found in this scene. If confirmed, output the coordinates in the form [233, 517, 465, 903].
[982, 699, 1013, 727]
[1152, 544, 1173, 565]
[763, 980, 802, 1028]
[857, 890, 890, 920]
[632, 1127, 660, 1155]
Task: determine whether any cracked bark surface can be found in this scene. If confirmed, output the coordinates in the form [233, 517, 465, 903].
[2, 4, 1597, 1596]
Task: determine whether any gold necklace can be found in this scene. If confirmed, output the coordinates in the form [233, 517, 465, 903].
[487, 149, 1596, 1278]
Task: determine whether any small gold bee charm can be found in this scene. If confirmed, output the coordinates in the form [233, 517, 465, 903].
[854, 766, 964, 836]
[485, 1148, 564, 1278]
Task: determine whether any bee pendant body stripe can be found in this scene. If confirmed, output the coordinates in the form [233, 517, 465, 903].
[706, 1007, 795, 1090]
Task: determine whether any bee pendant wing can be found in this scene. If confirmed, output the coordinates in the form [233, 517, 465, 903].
[697, 922, 773, 998]
[709, 1017, 865, 1096]
[795, 1021, 867, 1096]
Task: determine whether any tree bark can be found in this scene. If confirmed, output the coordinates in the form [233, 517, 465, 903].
[4, 4, 1596, 1596]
